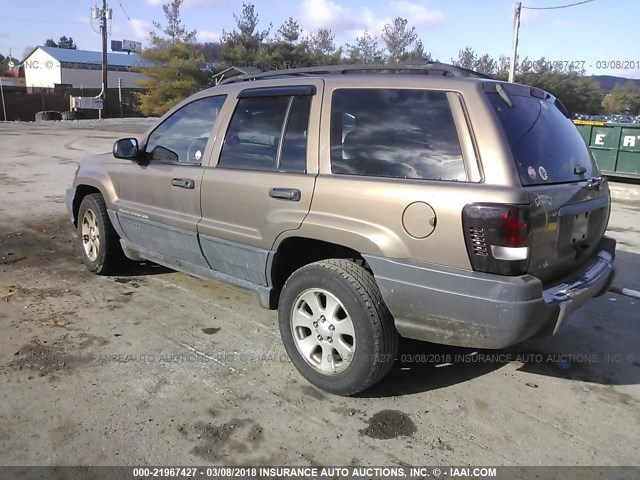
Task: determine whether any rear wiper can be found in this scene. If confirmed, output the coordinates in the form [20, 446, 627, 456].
[496, 84, 514, 108]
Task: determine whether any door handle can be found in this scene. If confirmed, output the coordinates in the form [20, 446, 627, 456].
[269, 188, 301, 201]
[172, 178, 195, 189]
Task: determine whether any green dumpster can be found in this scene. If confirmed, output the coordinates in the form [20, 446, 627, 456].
[574, 120, 640, 179]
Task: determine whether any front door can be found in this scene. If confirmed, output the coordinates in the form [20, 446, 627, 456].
[115, 95, 226, 267]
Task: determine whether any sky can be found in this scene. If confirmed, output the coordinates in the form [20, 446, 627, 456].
[0, 0, 638, 79]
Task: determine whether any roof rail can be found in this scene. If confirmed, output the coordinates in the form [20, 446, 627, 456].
[218, 62, 494, 84]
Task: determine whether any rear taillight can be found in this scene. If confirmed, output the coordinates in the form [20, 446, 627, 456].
[462, 204, 531, 276]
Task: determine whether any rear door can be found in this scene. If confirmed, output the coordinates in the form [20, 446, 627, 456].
[308, 83, 480, 271]
[197, 81, 322, 286]
[487, 86, 610, 283]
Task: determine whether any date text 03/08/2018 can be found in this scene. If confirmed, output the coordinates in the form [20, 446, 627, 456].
[519, 60, 639, 70]
[130, 466, 499, 478]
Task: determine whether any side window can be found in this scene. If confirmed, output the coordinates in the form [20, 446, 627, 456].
[145, 95, 226, 164]
[218, 95, 311, 172]
[280, 96, 311, 173]
[330, 89, 466, 181]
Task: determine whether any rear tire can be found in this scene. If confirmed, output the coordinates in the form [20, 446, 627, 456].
[278, 259, 398, 396]
[77, 193, 126, 275]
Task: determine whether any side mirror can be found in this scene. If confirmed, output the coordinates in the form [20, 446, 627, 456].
[113, 138, 140, 159]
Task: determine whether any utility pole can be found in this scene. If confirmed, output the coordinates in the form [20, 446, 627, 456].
[92, 2, 111, 118]
[509, 2, 522, 83]
[118, 78, 123, 118]
[0, 76, 6, 122]
[100, 0, 108, 118]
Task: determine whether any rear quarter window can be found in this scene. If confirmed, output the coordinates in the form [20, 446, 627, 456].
[487, 92, 598, 185]
[330, 89, 466, 181]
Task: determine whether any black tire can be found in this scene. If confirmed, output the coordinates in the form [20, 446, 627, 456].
[278, 259, 399, 396]
[35, 110, 62, 121]
[77, 193, 126, 275]
[61, 111, 77, 120]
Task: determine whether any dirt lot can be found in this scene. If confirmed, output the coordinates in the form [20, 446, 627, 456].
[0, 119, 639, 468]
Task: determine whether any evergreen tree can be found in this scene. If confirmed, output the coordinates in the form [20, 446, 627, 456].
[303, 28, 342, 65]
[266, 17, 308, 69]
[346, 31, 384, 64]
[220, 2, 271, 67]
[57, 36, 78, 49]
[43, 36, 77, 49]
[137, 0, 207, 116]
[382, 17, 417, 62]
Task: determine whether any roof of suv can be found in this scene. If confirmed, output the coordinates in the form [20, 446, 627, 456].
[218, 62, 494, 85]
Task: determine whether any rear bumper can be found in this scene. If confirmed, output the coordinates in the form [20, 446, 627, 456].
[540, 237, 616, 335]
[363, 236, 616, 349]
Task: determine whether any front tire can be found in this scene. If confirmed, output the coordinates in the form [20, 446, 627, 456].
[278, 259, 398, 396]
[77, 193, 125, 275]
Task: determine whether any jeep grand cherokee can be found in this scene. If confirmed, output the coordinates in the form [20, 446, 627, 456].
[66, 64, 615, 395]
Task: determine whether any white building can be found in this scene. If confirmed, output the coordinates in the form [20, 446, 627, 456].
[22, 46, 147, 91]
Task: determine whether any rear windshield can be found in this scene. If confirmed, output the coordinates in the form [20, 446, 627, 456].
[487, 92, 598, 185]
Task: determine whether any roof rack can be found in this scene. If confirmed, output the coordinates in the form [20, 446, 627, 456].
[218, 62, 494, 84]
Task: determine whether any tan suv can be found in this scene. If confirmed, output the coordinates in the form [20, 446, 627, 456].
[66, 64, 616, 395]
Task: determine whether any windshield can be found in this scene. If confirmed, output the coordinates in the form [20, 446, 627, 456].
[487, 92, 598, 186]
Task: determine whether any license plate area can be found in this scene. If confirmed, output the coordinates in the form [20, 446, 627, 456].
[571, 211, 590, 245]
[558, 209, 602, 253]
[557, 196, 608, 253]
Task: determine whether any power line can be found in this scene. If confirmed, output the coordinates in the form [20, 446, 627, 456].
[117, 1, 131, 21]
[523, 0, 596, 10]
[510, 0, 597, 82]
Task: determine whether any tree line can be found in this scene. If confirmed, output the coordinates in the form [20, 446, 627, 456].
[44, 36, 78, 50]
[0, 53, 19, 76]
[136, 0, 640, 117]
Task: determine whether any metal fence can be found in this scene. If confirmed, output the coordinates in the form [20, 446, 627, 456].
[0, 86, 144, 121]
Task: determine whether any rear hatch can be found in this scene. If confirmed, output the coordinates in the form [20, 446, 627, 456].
[486, 84, 610, 284]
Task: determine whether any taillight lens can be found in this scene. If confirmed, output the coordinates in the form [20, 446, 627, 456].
[462, 204, 531, 276]
[500, 209, 529, 247]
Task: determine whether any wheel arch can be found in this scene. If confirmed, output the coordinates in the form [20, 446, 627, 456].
[71, 184, 103, 227]
[277, 257, 399, 395]
[270, 236, 371, 295]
